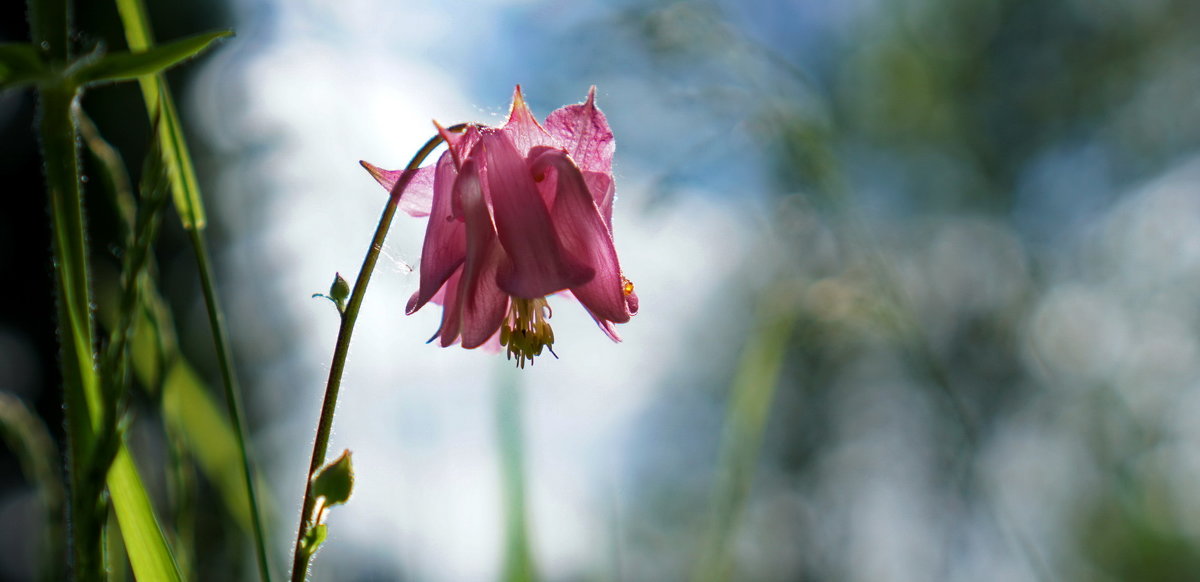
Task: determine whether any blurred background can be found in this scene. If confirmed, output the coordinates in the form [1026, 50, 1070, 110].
[4, 0, 1200, 580]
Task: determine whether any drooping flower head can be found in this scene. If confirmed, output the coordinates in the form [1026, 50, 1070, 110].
[361, 86, 638, 366]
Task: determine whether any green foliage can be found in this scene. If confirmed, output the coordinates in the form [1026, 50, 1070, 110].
[0, 30, 230, 92]
[115, 0, 210, 230]
[330, 274, 351, 309]
[312, 450, 355, 508]
[313, 273, 352, 314]
[0, 43, 49, 89]
[82, 109, 263, 540]
[300, 524, 328, 556]
[71, 30, 232, 86]
[23, 0, 257, 577]
[111, 2, 273, 579]
[692, 297, 794, 582]
[0, 394, 65, 582]
[289, 125, 467, 582]
[497, 376, 536, 582]
[108, 450, 184, 582]
[1082, 496, 1200, 582]
[297, 451, 354, 561]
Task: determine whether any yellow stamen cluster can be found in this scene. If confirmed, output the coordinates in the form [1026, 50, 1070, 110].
[500, 297, 556, 368]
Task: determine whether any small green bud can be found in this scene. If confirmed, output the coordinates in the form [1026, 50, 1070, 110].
[312, 449, 354, 508]
[330, 273, 351, 305]
[312, 273, 352, 314]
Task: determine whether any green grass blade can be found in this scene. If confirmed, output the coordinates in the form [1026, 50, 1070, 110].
[33, 0, 184, 577]
[498, 371, 537, 582]
[90, 262, 261, 535]
[0, 393, 65, 582]
[74, 30, 232, 85]
[87, 235, 260, 536]
[161, 358, 256, 534]
[109, 447, 184, 582]
[0, 42, 50, 89]
[114, 0, 207, 230]
[92, 257, 260, 536]
[113, 3, 273, 580]
[692, 301, 794, 582]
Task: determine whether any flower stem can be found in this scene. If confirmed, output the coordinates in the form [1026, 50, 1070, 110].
[289, 125, 467, 582]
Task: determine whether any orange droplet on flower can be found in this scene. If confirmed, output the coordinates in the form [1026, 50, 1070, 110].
[622, 277, 634, 296]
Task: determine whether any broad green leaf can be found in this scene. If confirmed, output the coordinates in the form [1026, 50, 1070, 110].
[74, 30, 232, 85]
[109, 447, 184, 582]
[0, 43, 49, 89]
[299, 452, 354, 562]
[160, 359, 256, 534]
[312, 450, 355, 508]
[300, 524, 328, 555]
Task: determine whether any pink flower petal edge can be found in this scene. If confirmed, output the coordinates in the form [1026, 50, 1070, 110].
[362, 86, 636, 366]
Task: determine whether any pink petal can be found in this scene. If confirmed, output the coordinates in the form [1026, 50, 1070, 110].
[460, 250, 509, 349]
[543, 86, 615, 174]
[477, 330, 504, 353]
[479, 132, 593, 299]
[561, 290, 625, 343]
[523, 159, 615, 223]
[528, 146, 631, 324]
[499, 85, 555, 155]
[582, 171, 615, 230]
[406, 152, 466, 315]
[436, 122, 483, 171]
[593, 316, 623, 342]
[455, 157, 510, 348]
[429, 266, 464, 346]
[433, 124, 484, 222]
[359, 160, 437, 217]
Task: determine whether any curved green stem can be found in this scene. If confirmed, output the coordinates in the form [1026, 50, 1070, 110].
[289, 125, 467, 581]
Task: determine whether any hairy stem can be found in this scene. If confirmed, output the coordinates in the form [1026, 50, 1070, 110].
[41, 82, 106, 581]
[290, 125, 466, 581]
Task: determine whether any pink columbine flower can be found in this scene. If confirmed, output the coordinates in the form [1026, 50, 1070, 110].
[361, 86, 638, 367]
